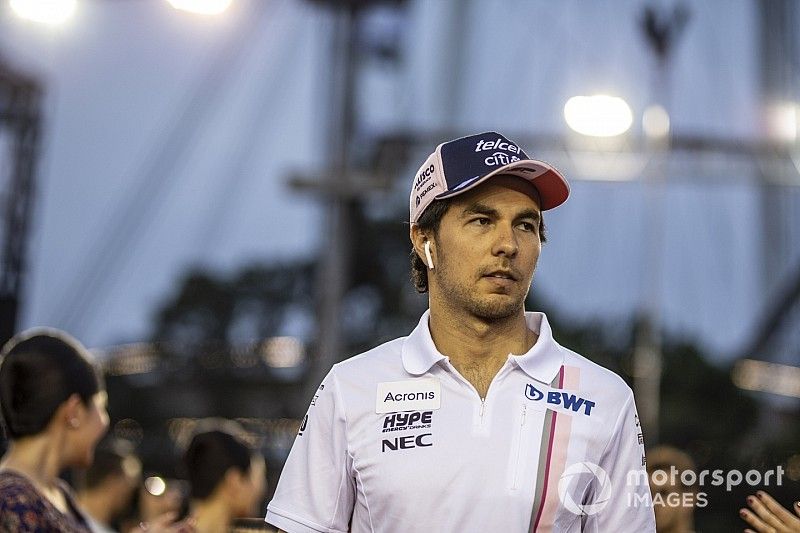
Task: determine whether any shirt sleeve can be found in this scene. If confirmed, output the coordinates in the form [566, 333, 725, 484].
[589, 391, 656, 532]
[265, 368, 355, 533]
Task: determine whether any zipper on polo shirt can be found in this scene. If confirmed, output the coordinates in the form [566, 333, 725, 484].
[442, 358, 506, 429]
[511, 404, 527, 490]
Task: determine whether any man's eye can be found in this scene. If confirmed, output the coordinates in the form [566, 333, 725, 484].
[471, 217, 490, 226]
[518, 222, 536, 232]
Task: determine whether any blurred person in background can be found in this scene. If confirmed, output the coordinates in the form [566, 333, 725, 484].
[741, 490, 800, 533]
[647, 445, 698, 533]
[183, 429, 266, 533]
[75, 439, 142, 532]
[0, 329, 109, 532]
[118, 474, 194, 533]
[0, 329, 194, 533]
[266, 132, 655, 532]
[137, 474, 189, 526]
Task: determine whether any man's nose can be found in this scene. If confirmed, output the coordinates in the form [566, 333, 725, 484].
[492, 223, 518, 257]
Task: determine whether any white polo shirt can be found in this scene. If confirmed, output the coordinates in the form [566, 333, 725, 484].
[266, 311, 656, 532]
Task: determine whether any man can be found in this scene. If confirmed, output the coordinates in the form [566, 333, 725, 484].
[266, 132, 656, 532]
[75, 440, 142, 533]
[183, 428, 266, 533]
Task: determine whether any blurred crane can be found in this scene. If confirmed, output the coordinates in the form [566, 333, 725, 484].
[0, 55, 41, 347]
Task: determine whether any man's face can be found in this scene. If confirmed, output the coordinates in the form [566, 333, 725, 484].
[429, 175, 542, 320]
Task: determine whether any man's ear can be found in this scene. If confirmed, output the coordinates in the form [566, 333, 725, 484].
[410, 224, 433, 268]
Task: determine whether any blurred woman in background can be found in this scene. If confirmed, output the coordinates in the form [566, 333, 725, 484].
[0, 329, 195, 533]
[0, 328, 109, 532]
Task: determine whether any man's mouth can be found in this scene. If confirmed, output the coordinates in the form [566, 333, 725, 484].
[483, 270, 518, 281]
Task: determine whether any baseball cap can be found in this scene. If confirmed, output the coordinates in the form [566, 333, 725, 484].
[409, 131, 570, 224]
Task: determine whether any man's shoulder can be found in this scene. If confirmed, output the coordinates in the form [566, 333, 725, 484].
[318, 336, 411, 414]
[558, 344, 633, 403]
[330, 335, 408, 381]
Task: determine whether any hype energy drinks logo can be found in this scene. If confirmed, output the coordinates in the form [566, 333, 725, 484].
[524, 384, 596, 416]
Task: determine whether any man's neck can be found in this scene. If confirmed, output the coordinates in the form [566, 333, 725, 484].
[427, 302, 537, 397]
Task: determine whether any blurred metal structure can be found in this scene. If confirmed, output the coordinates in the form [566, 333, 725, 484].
[739, 260, 800, 366]
[632, 3, 690, 446]
[0, 56, 42, 347]
[758, 0, 799, 294]
[730, 0, 800, 407]
[293, 0, 404, 398]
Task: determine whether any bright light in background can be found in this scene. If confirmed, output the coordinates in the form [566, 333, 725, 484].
[564, 95, 633, 137]
[9, 0, 76, 25]
[732, 359, 800, 398]
[166, 0, 232, 15]
[260, 336, 305, 368]
[144, 476, 167, 496]
[766, 102, 799, 143]
[642, 104, 670, 139]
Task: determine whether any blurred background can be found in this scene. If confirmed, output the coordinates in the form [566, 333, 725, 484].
[0, 0, 798, 530]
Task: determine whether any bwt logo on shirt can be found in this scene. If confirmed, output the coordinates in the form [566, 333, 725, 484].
[382, 411, 432, 433]
[525, 384, 597, 416]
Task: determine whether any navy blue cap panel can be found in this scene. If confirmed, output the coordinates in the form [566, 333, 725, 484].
[439, 132, 530, 191]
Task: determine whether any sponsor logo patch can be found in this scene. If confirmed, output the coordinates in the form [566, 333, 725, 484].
[381, 433, 433, 452]
[298, 414, 308, 436]
[524, 383, 596, 416]
[382, 410, 433, 433]
[414, 164, 435, 191]
[376, 379, 441, 414]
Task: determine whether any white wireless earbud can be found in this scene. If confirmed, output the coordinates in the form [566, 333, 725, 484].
[424, 240, 434, 270]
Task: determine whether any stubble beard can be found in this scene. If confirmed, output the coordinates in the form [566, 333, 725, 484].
[434, 253, 530, 322]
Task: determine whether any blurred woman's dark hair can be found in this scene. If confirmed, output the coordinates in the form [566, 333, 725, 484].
[0, 329, 103, 440]
[183, 430, 253, 500]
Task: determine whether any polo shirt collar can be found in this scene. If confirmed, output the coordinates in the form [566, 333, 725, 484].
[402, 310, 564, 384]
[514, 312, 564, 384]
[402, 310, 447, 375]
